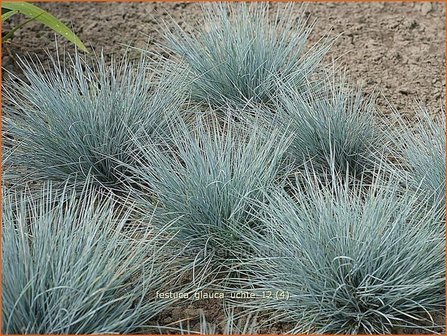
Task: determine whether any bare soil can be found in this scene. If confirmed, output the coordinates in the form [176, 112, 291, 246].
[2, 2, 445, 117]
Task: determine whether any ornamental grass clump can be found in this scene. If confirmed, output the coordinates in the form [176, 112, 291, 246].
[269, 76, 381, 181]
[122, 114, 292, 266]
[386, 104, 446, 213]
[2, 181, 190, 334]
[239, 169, 445, 334]
[163, 2, 332, 109]
[3, 52, 183, 192]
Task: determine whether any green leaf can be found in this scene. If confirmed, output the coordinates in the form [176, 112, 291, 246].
[3, 15, 38, 41]
[2, 9, 18, 21]
[2, 2, 88, 52]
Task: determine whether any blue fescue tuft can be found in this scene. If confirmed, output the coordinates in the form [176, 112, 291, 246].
[162, 2, 332, 108]
[268, 76, 382, 181]
[121, 114, 292, 266]
[3, 52, 184, 192]
[386, 104, 446, 214]
[235, 168, 445, 334]
[2, 180, 193, 334]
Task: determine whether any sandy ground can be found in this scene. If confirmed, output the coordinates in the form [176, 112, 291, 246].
[2, 2, 445, 117]
[1, 2, 446, 333]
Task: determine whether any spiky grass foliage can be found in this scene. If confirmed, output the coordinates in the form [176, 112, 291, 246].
[162, 2, 332, 109]
[122, 114, 292, 266]
[3, 52, 183, 192]
[175, 307, 260, 335]
[235, 170, 445, 334]
[2, 181, 192, 334]
[1, 145, 19, 186]
[386, 104, 446, 212]
[268, 76, 382, 181]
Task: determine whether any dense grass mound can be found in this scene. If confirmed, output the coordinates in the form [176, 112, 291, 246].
[237, 169, 445, 333]
[163, 2, 332, 108]
[122, 114, 291, 267]
[267, 76, 381, 180]
[2, 181, 190, 334]
[3, 53, 183, 192]
[386, 104, 446, 212]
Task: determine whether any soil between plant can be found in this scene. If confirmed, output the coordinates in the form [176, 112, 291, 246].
[2, 2, 445, 117]
[1, 2, 445, 334]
